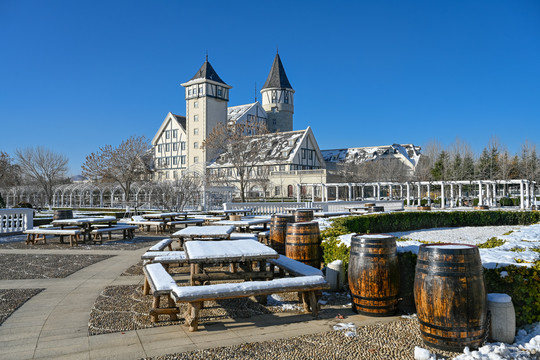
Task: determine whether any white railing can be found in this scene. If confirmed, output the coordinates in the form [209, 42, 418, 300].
[0, 208, 34, 235]
[223, 200, 404, 215]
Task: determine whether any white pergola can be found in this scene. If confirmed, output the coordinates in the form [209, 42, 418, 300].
[298, 179, 537, 210]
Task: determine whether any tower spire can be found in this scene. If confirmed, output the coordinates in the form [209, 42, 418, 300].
[205, 51, 208, 62]
[254, 82, 257, 102]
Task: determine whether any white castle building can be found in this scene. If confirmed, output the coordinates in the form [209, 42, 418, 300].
[151, 53, 421, 198]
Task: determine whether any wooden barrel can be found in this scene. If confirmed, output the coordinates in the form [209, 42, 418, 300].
[364, 203, 376, 208]
[368, 206, 384, 213]
[269, 214, 295, 255]
[285, 222, 320, 268]
[53, 209, 73, 220]
[348, 234, 400, 316]
[474, 205, 489, 210]
[293, 209, 314, 223]
[414, 244, 487, 351]
[417, 206, 431, 211]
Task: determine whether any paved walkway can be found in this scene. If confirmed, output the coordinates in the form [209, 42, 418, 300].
[0, 246, 399, 360]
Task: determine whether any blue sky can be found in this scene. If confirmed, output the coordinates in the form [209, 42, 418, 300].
[1, 0, 539, 175]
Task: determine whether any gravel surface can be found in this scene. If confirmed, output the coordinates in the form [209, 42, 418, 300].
[0, 234, 165, 250]
[0, 288, 44, 325]
[88, 283, 351, 336]
[0, 253, 114, 279]
[143, 317, 462, 360]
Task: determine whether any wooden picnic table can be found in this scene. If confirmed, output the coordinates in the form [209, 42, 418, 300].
[184, 239, 279, 284]
[213, 217, 271, 232]
[51, 216, 116, 243]
[171, 225, 235, 246]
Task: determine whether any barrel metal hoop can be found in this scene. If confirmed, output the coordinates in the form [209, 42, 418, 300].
[355, 303, 396, 310]
[351, 244, 397, 249]
[286, 242, 320, 247]
[350, 251, 395, 258]
[418, 318, 485, 332]
[416, 268, 482, 277]
[352, 293, 398, 301]
[420, 329, 485, 343]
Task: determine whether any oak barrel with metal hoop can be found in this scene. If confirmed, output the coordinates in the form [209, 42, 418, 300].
[348, 234, 400, 316]
[293, 209, 314, 223]
[285, 221, 321, 268]
[269, 214, 295, 255]
[414, 243, 487, 351]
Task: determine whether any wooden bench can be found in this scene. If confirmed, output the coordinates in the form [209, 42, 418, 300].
[142, 263, 180, 322]
[126, 220, 165, 233]
[90, 225, 138, 243]
[148, 238, 174, 251]
[269, 255, 324, 277]
[172, 275, 330, 331]
[24, 228, 81, 246]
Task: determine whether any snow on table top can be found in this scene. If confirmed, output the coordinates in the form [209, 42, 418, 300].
[171, 225, 234, 238]
[142, 212, 186, 218]
[214, 218, 269, 226]
[52, 216, 116, 225]
[229, 233, 258, 241]
[185, 239, 278, 262]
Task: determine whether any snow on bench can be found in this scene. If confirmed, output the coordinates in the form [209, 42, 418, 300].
[269, 255, 324, 277]
[171, 275, 329, 331]
[24, 228, 82, 246]
[141, 250, 182, 260]
[90, 224, 137, 243]
[257, 230, 270, 245]
[148, 238, 173, 251]
[142, 263, 180, 322]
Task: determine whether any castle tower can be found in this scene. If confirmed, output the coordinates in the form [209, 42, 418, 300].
[181, 57, 231, 168]
[261, 53, 294, 132]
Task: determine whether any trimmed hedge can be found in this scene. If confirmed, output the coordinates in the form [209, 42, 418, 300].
[321, 210, 540, 325]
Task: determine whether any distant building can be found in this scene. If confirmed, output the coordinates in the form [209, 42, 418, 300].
[150, 53, 421, 198]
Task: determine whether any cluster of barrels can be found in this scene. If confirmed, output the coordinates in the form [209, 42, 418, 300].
[348, 234, 487, 352]
[269, 209, 321, 268]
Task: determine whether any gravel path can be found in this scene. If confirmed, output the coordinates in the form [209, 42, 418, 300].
[0, 253, 113, 279]
[144, 317, 462, 360]
[0, 234, 165, 250]
[0, 288, 43, 325]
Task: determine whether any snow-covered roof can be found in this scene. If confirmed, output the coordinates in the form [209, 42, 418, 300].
[227, 102, 267, 124]
[209, 128, 309, 167]
[321, 144, 421, 168]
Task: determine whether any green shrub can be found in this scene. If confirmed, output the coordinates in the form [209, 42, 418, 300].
[477, 237, 506, 248]
[500, 197, 513, 207]
[484, 264, 540, 326]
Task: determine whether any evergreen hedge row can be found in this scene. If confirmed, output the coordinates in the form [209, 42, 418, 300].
[320, 210, 540, 326]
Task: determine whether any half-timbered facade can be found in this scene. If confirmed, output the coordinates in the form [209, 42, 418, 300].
[151, 112, 188, 180]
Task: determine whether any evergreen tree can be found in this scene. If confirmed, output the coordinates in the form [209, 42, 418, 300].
[476, 148, 491, 179]
[431, 151, 450, 180]
[451, 153, 463, 180]
[462, 153, 475, 179]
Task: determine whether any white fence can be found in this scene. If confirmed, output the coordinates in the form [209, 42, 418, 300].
[223, 200, 404, 215]
[0, 208, 34, 235]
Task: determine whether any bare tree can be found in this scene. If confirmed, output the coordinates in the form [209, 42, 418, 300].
[203, 121, 269, 202]
[14, 146, 69, 207]
[0, 151, 21, 187]
[82, 136, 151, 205]
[153, 174, 202, 211]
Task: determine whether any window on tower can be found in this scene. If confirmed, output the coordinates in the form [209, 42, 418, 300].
[194, 156, 199, 163]
[217, 87, 223, 97]
[194, 101, 199, 108]
[194, 128, 199, 135]
[194, 142, 199, 149]
[194, 115, 199, 122]
[181, 142, 186, 150]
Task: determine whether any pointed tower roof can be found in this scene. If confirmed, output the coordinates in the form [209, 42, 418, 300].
[262, 53, 293, 90]
[190, 58, 228, 85]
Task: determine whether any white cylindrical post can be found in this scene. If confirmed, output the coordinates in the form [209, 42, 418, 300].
[389, 184, 393, 200]
[458, 184, 463, 207]
[520, 180, 525, 210]
[348, 184, 352, 201]
[478, 181, 483, 206]
[361, 185, 365, 200]
[486, 183, 491, 207]
[296, 184, 301, 202]
[406, 183, 410, 207]
[312, 185, 315, 202]
[450, 183, 454, 208]
[326, 260, 344, 291]
[427, 184, 431, 206]
[487, 293, 515, 344]
[372, 185, 376, 200]
[376, 183, 380, 200]
[525, 181, 530, 209]
[418, 183, 422, 206]
[441, 183, 445, 209]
